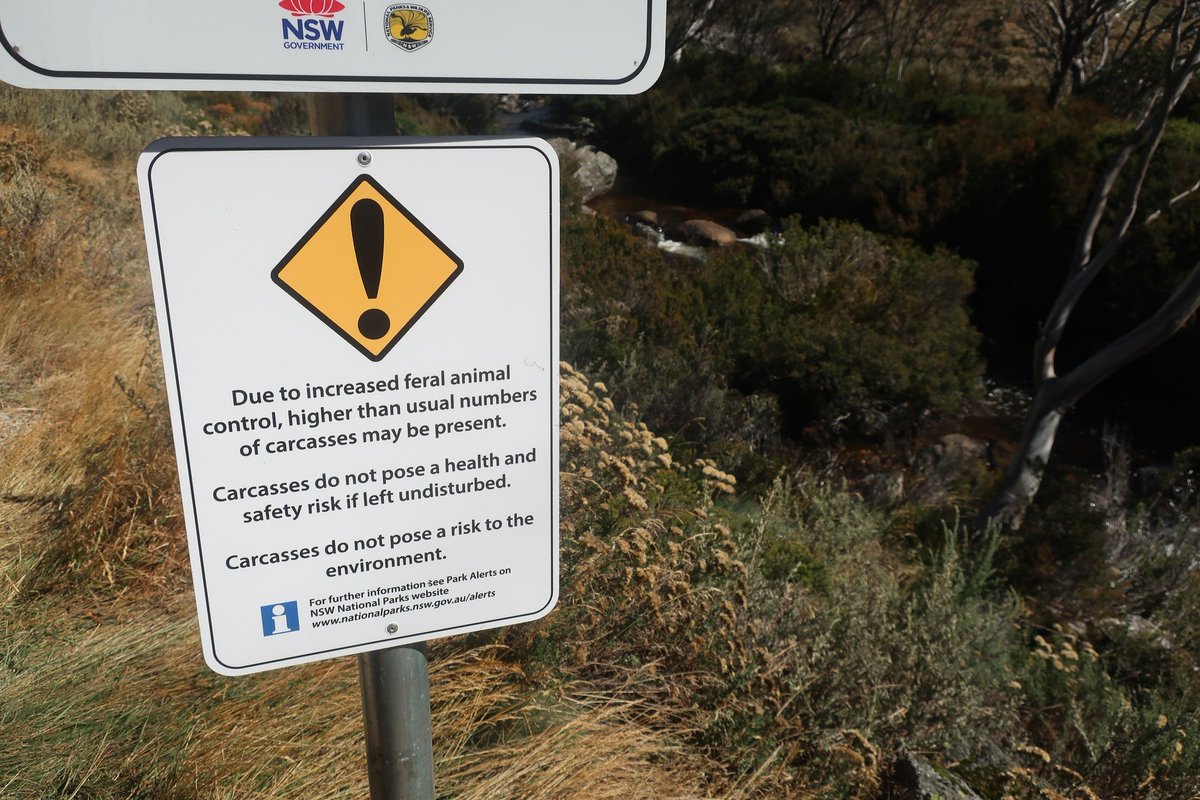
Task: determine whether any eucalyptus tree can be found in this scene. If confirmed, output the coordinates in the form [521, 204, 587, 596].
[795, 0, 875, 63]
[873, 0, 964, 81]
[666, 0, 781, 59]
[1017, 0, 1174, 106]
[988, 1, 1200, 529]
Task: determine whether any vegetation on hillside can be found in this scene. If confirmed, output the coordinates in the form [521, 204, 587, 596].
[4, 2, 1200, 796]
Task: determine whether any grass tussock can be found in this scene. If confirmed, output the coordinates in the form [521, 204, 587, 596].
[0, 214, 181, 598]
[0, 588, 736, 800]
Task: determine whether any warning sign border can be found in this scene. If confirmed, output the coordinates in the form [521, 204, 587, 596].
[140, 138, 559, 674]
[271, 173, 465, 362]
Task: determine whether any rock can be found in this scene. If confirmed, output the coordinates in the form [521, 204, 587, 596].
[522, 116, 596, 139]
[546, 138, 618, 204]
[570, 148, 617, 203]
[936, 433, 988, 468]
[496, 95, 530, 114]
[734, 208, 773, 235]
[626, 209, 659, 227]
[674, 219, 738, 247]
[890, 755, 985, 800]
[1099, 614, 1173, 650]
[907, 433, 989, 505]
[862, 470, 906, 506]
[630, 222, 665, 245]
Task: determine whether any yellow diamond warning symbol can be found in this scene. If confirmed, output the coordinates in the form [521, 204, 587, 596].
[272, 175, 463, 361]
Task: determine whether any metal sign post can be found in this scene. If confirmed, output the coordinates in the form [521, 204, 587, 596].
[312, 93, 435, 800]
[360, 641, 435, 799]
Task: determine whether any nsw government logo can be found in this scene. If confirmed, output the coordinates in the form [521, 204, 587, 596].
[385, 4, 433, 52]
[279, 0, 347, 51]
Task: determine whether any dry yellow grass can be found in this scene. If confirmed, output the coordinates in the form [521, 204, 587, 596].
[0, 586, 763, 799]
[0, 272, 183, 599]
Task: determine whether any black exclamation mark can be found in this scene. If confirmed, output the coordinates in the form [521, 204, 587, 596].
[352, 198, 391, 340]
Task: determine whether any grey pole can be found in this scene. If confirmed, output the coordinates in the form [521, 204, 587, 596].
[359, 642, 436, 799]
[307, 93, 436, 800]
[308, 93, 396, 138]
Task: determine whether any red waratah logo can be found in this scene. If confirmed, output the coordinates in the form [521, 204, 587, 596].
[279, 0, 345, 17]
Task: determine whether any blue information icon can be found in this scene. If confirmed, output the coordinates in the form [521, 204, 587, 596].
[260, 601, 300, 636]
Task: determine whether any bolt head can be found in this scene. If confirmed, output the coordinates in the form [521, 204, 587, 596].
[357, 152, 372, 166]
[386, 623, 399, 635]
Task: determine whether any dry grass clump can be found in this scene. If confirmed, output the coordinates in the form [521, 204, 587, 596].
[538, 364, 753, 714]
[502, 364, 805, 795]
[0, 140, 182, 599]
[440, 689, 718, 800]
[0, 586, 733, 799]
[0, 82, 219, 603]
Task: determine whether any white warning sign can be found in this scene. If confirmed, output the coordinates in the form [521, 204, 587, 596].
[138, 137, 559, 675]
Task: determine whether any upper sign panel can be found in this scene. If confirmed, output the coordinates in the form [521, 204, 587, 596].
[0, 1, 665, 93]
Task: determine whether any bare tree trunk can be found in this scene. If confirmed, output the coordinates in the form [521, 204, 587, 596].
[987, 257, 1200, 528]
[667, 0, 720, 59]
[989, 403, 1065, 530]
[876, 0, 943, 82]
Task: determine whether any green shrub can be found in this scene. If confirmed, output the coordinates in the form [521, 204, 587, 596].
[394, 95, 496, 135]
[652, 104, 845, 208]
[742, 218, 982, 431]
[1013, 627, 1200, 799]
[525, 374, 1032, 793]
[0, 86, 194, 161]
[734, 477, 1023, 792]
[562, 212, 982, 450]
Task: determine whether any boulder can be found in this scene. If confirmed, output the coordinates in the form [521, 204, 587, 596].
[630, 223, 665, 245]
[734, 208, 774, 235]
[907, 433, 990, 505]
[675, 219, 738, 247]
[936, 433, 988, 469]
[890, 755, 985, 800]
[626, 209, 660, 227]
[547, 138, 618, 203]
[496, 95, 528, 114]
[1099, 614, 1173, 650]
[524, 115, 597, 139]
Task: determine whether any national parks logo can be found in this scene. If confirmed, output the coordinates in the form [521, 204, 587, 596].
[384, 4, 433, 52]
